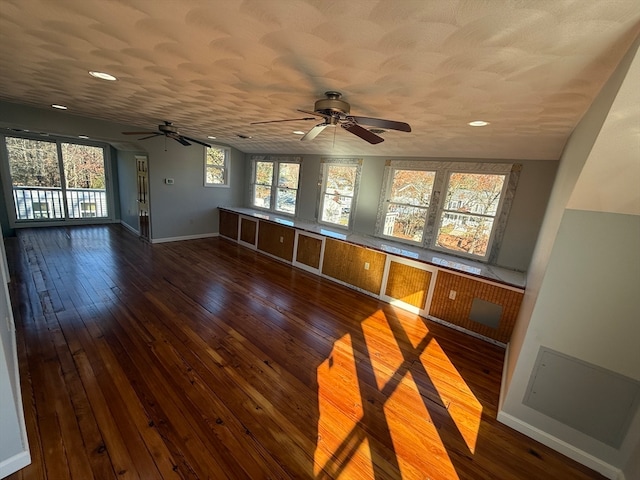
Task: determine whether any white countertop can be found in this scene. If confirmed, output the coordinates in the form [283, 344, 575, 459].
[220, 207, 526, 289]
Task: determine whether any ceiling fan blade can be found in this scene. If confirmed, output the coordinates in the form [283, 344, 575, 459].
[167, 133, 191, 146]
[137, 133, 162, 141]
[122, 131, 157, 135]
[297, 109, 331, 120]
[348, 116, 411, 132]
[301, 122, 328, 141]
[251, 117, 316, 125]
[341, 123, 384, 144]
[181, 136, 212, 148]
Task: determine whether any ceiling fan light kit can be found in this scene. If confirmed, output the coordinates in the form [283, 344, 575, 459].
[252, 91, 411, 145]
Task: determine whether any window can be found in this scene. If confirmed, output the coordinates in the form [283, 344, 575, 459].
[205, 145, 230, 186]
[435, 172, 506, 258]
[2, 135, 110, 223]
[251, 156, 301, 215]
[318, 159, 361, 229]
[382, 169, 436, 242]
[377, 161, 519, 261]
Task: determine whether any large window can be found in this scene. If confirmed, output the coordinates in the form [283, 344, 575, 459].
[377, 161, 518, 261]
[204, 145, 230, 186]
[318, 159, 361, 229]
[251, 156, 301, 215]
[3, 136, 110, 223]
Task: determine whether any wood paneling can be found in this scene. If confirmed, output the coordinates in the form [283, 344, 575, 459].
[240, 217, 257, 245]
[4, 226, 603, 480]
[219, 209, 238, 240]
[430, 271, 524, 343]
[257, 221, 295, 262]
[385, 261, 432, 309]
[295, 233, 322, 269]
[322, 239, 386, 294]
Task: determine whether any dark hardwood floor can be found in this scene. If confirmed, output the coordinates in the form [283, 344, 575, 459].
[4, 225, 603, 479]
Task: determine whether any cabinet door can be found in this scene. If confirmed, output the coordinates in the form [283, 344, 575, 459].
[239, 216, 258, 249]
[293, 231, 325, 274]
[219, 210, 239, 240]
[380, 256, 437, 316]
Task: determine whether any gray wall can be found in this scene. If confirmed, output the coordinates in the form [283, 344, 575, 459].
[141, 136, 245, 241]
[501, 35, 640, 478]
[244, 153, 557, 272]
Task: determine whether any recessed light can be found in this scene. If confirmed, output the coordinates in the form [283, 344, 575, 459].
[78, 135, 90, 139]
[468, 120, 489, 127]
[89, 71, 117, 81]
[207, 136, 216, 139]
[292, 130, 305, 135]
[52, 104, 67, 110]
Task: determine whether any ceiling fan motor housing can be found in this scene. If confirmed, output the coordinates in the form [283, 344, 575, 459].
[314, 91, 350, 116]
[158, 123, 179, 134]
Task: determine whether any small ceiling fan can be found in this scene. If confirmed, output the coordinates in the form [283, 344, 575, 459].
[122, 121, 211, 147]
[251, 91, 411, 144]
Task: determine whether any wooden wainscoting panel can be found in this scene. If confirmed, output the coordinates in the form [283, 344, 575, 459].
[430, 271, 523, 343]
[219, 210, 239, 240]
[296, 233, 322, 269]
[322, 239, 386, 295]
[385, 261, 432, 309]
[257, 221, 295, 262]
[240, 217, 258, 245]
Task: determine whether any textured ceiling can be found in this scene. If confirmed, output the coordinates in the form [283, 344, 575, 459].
[0, 0, 639, 159]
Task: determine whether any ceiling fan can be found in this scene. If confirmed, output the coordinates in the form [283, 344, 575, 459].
[251, 91, 411, 144]
[122, 121, 211, 147]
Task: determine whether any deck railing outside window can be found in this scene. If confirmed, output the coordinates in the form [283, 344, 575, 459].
[13, 186, 108, 220]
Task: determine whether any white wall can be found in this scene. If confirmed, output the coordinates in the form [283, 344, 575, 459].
[500, 35, 640, 479]
[0, 233, 30, 478]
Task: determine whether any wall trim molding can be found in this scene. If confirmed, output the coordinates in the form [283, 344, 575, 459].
[0, 451, 31, 478]
[496, 410, 621, 480]
[119, 220, 139, 236]
[151, 232, 218, 244]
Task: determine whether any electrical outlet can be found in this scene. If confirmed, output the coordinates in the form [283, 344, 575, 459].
[449, 290, 457, 300]
[364, 262, 370, 270]
[279, 236, 284, 243]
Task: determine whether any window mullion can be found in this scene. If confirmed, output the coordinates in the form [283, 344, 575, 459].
[56, 141, 70, 220]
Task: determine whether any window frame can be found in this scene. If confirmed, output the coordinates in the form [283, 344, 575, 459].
[204, 144, 231, 187]
[250, 155, 302, 216]
[317, 158, 362, 230]
[375, 160, 520, 262]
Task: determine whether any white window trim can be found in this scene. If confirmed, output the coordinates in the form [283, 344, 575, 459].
[250, 155, 302, 216]
[317, 158, 362, 230]
[375, 160, 520, 262]
[204, 144, 231, 188]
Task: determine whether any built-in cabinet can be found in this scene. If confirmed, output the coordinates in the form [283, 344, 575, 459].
[219, 209, 523, 344]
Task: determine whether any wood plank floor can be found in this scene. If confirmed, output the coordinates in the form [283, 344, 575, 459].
[4, 225, 604, 480]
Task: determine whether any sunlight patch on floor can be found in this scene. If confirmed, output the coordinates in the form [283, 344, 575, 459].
[384, 370, 460, 480]
[362, 314, 404, 391]
[422, 338, 483, 453]
[315, 333, 373, 478]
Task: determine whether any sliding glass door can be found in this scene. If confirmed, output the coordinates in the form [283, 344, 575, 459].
[4, 136, 109, 222]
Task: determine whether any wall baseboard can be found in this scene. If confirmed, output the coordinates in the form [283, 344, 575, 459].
[0, 450, 31, 478]
[151, 233, 218, 244]
[426, 315, 506, 347]
[119, 220, 139, 236]
[496, 410, 621, 480]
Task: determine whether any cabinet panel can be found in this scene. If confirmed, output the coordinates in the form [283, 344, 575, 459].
[322, 238, 386, 294]
[295, 233, 322, 269]
[430, 271, 523, 343]
[219, 210, 239, 240]
[240, 217, 258, 246]
[385, 260, 433, 310]
[257, 221, 295, 262]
